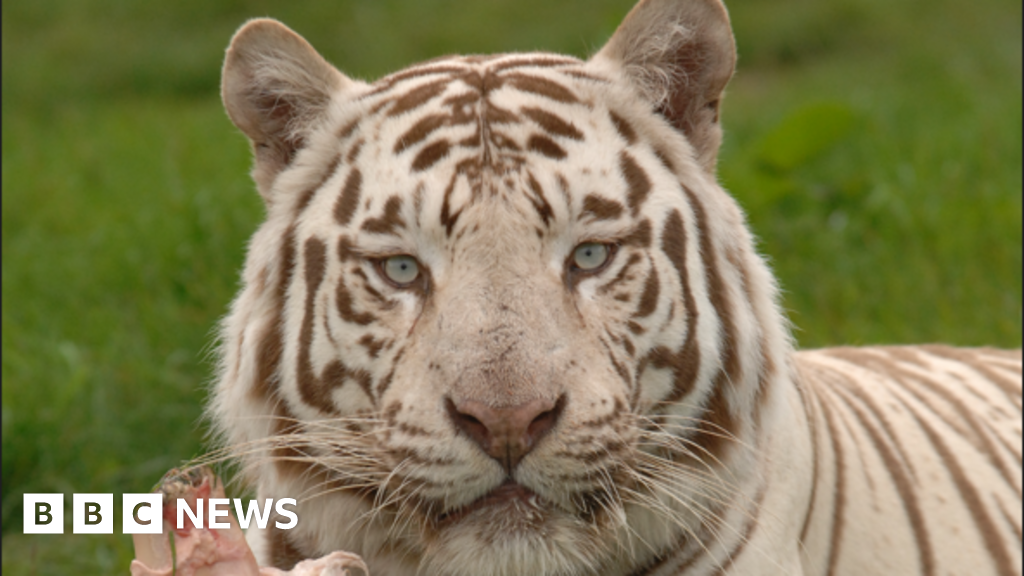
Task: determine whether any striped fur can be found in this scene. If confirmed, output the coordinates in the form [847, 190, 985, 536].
[208, 1, 1023, 574]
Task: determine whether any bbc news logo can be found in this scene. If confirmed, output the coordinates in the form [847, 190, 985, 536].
[23, 494, 297, 534]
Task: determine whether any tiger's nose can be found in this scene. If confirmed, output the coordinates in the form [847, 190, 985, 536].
[445, 395, 566, 472]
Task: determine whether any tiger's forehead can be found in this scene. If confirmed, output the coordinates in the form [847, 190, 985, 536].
[291, 51, 670, 257]
[343, 52, 613, 179]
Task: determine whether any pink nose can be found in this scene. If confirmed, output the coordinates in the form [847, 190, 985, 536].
[446, 395, 565, 472]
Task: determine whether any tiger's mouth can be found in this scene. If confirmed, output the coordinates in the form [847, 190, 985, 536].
[434, 480, 545, 528]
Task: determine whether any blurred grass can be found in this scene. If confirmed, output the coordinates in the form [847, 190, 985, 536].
[2, 0, 1020, 572]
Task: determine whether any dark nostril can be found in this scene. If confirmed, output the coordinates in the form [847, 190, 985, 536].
[529, 410, 554, 434]
[446, 398, 491, 448]
[525, 395, 566, 442]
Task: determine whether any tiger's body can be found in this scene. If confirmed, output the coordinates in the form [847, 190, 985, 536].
[209, 0, 1023, 574]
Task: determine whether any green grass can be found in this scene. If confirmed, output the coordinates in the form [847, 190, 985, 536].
[2, 0, 1020, 572]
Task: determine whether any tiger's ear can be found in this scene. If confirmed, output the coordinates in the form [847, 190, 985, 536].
[592, 0, 736, 173]
[222, 19, 350, 201]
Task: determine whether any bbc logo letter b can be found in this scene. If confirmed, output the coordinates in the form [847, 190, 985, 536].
[24, 494, 64, 534]
[73, 493, 113, 534]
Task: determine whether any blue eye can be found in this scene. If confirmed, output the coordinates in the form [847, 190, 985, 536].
[573, 243, 611, 271]
[382, 255, 420, 285]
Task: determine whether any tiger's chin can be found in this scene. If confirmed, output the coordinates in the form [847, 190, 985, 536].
[417, 482, 616, 576]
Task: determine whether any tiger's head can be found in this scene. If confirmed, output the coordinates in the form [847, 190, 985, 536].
[211, 0, 792, 574]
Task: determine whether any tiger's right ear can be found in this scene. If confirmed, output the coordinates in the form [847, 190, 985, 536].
[222, 19, 350, 201]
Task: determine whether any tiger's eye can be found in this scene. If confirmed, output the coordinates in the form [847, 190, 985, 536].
[382, 255, 420, 286]
[573, 242, 611, 271]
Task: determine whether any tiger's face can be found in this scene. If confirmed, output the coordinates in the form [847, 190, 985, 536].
[214, 0, 785, 574]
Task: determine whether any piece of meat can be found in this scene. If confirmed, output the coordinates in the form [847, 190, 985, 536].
[130, 467, 368, 576]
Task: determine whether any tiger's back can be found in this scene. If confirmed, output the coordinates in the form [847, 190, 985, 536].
[797, 346, 1022, 576]
[209, 0, 1023, 574]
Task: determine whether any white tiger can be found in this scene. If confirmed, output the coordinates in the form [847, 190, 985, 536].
[208, 0, 1023, 574]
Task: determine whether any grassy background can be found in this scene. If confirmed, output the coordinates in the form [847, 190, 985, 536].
[2, 0, 1020, 572]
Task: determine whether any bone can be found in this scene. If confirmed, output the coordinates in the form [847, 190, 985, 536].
[130, 467, 369, 576]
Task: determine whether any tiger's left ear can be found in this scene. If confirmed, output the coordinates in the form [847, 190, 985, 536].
[592, 0, 736, 173]
[222, 19, 351, 203]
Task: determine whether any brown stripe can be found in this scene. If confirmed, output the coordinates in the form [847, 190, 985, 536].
[597, 253, 643, 295]
[489, 130, 521, 152]
[683, 185, 741, 457]
[621, 219, 652, 248]
[827, 357, 920, 481]
[619, 152, 651, 216]
[609, 110, 637, 144]
[295, 239, 376, 407]
[653, 147, 676, 174]
[365, 65, 464, 97]
[831, 382, 936, 576]
[297, 238, 338, 413]
[346, 138, 364, 163]
[561, 69, 608, 83]
[649, 210, 700, 402]
[837, 393, 879, 494]
[997, 498, 1022, 542]
[295, 152, 341, 215]
[491, 55, 580, 73]
[726, 246, 772, 412]
[256, 227, 316, 479]
[632, 267, 660, 319]
[440, 169, 462, 237]
[361, 196, 406, 236]
[484, 102, 518, 125]
[337, 119, 360, 139]
[356, 269, 392, 307]
[581, 194, 624, 221]
[503, 72, 578, 103]
[335, 278, 376, 326]
[608, 349, 631, 385]
[693, 380, 737, 460]
[830, 347, 1020, 484]
[797, 370, 822, 543]
[825, 348, 975, 440]
[815, 385, 848, 576]
[891, 358, 1022, 494]
[443, 88, 481, 112]
[394, 113, 448, 154]
[684, 186, 739, 392]
[521, 106, 583, 140]
[525, 172, 555, 226]
[622, 336, 636, 357]
[412, 139, 451, 171]
[252, 322, 283, 403]
[250, 226, 297, 402]
[387, 78, 450, 117]
[333, 169, 362, 226]
[526, 134, 567, 159]
[920, 345, 1023, 404]
[909, 405, 1018, 576]
[375, 347, 404, 397]
[357, 334, 387, 359]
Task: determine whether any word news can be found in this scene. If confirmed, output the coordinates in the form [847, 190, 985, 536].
[23, 494, 297, 534]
